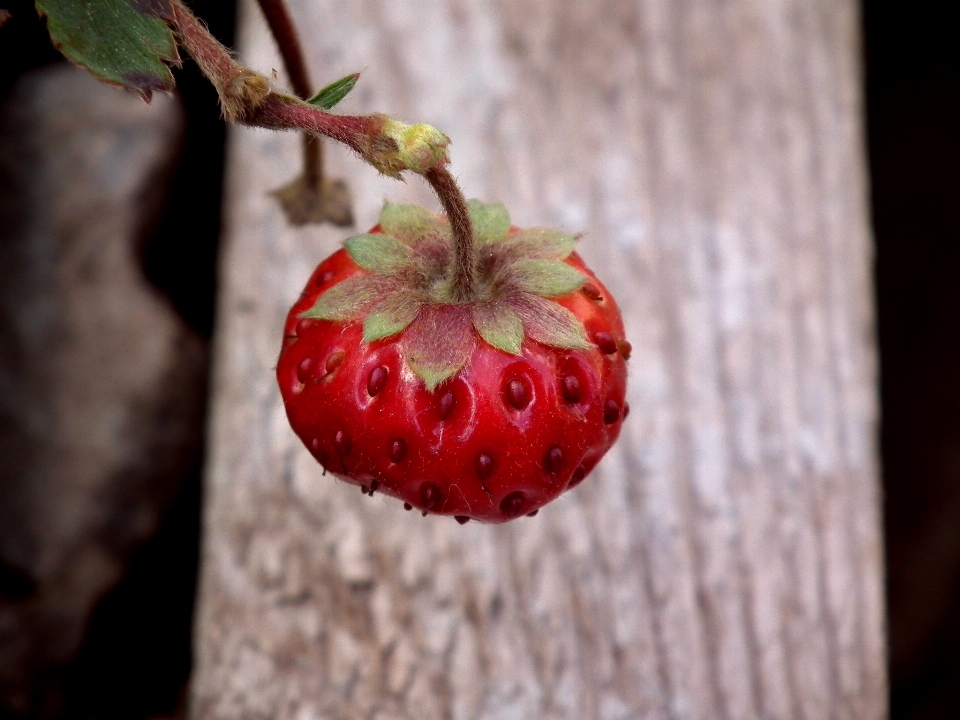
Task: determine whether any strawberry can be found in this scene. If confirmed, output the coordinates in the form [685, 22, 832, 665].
[277, 200, 628, 523]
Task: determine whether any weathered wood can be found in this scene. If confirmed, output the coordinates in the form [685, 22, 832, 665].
[190, 1, 886, 718]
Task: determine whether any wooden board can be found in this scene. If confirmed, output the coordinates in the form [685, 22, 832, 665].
[190, 1, 886, 717]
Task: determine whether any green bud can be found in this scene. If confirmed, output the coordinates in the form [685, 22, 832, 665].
[381, 119, 450, 174]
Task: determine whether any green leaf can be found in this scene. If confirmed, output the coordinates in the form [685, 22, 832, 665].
[306, 72, 360, 109]
[345, 234, 414, 274]
[402, 305, 475, 391]
[36, 0, 178, 101]
[299, 275, 393, 322]
[379, 201, 447, 243]
[468, 200, 511, 245]
[510, 259, 586, 296]
[507, 295, 592, 349]
[472, 302, 523, 355]
[363, 293, 423, 342]
[497, 228, 578, 260]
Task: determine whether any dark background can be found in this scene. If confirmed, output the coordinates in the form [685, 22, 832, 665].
[1, 1, 958, 717]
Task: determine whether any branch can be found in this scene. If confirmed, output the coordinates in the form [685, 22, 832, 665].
[169, 0, 450, 179]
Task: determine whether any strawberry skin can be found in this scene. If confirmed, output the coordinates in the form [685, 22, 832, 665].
[277, 205, 629, 523]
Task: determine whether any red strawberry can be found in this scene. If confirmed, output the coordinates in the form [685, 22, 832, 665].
[277, 200, 628, 523]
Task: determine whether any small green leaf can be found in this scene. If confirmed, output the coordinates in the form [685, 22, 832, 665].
[508, 295, 592, 349]
[402, 305, 475, 391]
[510, 259, 586, 296]
[379, 201, 447, 243]
[468, 200, 511, 245]
[497, 228, 578, 260]
[306, 72, 360, 109]
[36, 0, 178, 101]
[345, 234, 414, 274]
[299, 275, 393, 322]
[472, 302, 523, 355]
[363, 293, 423, 342]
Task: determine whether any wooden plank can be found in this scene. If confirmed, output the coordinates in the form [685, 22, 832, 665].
[190, 1, 885, 717]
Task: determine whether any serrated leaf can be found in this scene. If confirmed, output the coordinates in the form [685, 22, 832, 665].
[307, 72, 359, 109]
[299, 275, 393, 322]
[468, 199, 511, 245]
[379, 201, 447, 243]
[36, 0, 178, 101]
[402, 305, 475, 391]
[472, 302, 523, 355]
[496, 228, 578, 260]
[363, 292, 424, 342]
[507, 295, 591, 349]
[345, 234, 414, 274]
[510, 259, 587, 296]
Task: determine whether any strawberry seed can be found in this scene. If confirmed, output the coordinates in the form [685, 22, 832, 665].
[594, 331, 618, 355]
[561, 375, 581, 403]
[389, 438, 407, 463]
[367, 365, 388, 396]
[438, 391, 456, 420]
[505, 378, 529, 410]
[545, 444, 564, 473]
[500, 491, 526, 517]
[604, 399, 621, 424]
[420, 482, 444, 510]
[476, 453, 494, 480]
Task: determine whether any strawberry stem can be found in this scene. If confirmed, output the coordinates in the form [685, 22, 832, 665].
[168, 0, 450, 177]
[170, 0, 475, 258]
[254, 0, 324, 188]
[425, 167, 477, 301]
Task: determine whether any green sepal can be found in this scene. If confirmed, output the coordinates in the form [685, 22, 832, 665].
[363, 293, 424, 342]
[510, 259, 587, 296]
[497, 228, 578, 260]
[508, 295, 592, 349]
[401, 305, 475, 391]
[36, 0, 178, 101]
[472, 303, 523, 355]
[299, 275, 392, 322]
[345, 234, 413, 274]
[379, 201, 447, 243]
[306, 72, 359, 109]
[468, 200, 511, 245]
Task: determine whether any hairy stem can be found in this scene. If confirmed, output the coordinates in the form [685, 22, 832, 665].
[255, 0, 323, 185]
[168, 0, 468, 226]
[426, 167, 477, 302]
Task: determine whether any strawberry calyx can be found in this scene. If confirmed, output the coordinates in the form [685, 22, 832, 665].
[300, 200, 594, 390]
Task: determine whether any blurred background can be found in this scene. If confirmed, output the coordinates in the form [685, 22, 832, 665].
[0, 1, 957, 718]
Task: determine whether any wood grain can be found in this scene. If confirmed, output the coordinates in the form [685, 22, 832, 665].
[190, 1, 886, 718]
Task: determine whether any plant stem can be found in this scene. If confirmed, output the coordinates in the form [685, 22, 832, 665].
[426, 167, 477, 302]
[254, 0, 323, 186]
[169, 0, 474, 257]
[255, 0, 311, 97]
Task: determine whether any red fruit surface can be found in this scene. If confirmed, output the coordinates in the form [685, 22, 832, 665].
[277, 227, 628, 523]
